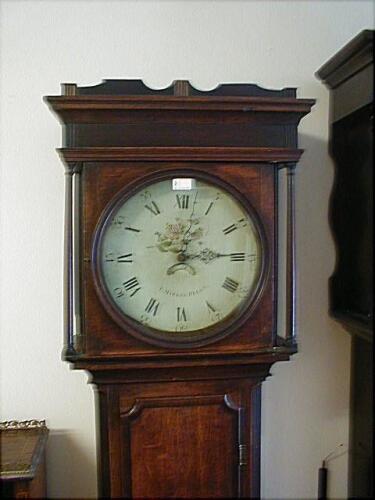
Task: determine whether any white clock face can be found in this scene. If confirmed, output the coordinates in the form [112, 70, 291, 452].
[94, 176, 264, 342]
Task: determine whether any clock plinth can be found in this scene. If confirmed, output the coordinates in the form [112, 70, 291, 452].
[46, 80, 314, 498]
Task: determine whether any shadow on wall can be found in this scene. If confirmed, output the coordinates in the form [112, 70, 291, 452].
[46, 430, 97, 499]
[262, 133, 351, 500]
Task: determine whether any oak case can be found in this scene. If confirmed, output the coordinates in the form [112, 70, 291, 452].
[46, 80, 314, 498]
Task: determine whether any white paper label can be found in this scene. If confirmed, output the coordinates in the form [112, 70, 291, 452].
[172, 178, 194, 190]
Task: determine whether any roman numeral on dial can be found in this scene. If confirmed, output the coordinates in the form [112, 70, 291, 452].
[222, 277, 239, 293]
[177, 307, 187, 322]
[117, 253, 133, 263]
[105, 252, 133, 263]
[223, 223, 237, 235]
[206, 300, 223, 321]
[123, 277, 141, 296]
[176, 194, 189, 209]
[223, 218, 247, 235]
[145, 201, 161, 216]
[145, 298, 159, 316]
[230, 252, 245, 261]
[204, 201, 214, 215]
[206, 301, 217, 313]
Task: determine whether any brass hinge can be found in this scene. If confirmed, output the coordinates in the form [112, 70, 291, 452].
[239, 444, 248, 466]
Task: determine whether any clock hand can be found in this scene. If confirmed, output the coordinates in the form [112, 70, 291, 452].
[183, 248, 237, 263]
[193, 249, 222, 263]
[181, 191, 199, 251]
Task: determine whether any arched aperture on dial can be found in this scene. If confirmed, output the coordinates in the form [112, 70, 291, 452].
[91, 170, 269, 348]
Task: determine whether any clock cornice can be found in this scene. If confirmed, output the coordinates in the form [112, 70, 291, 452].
[58, 146, 304, 165]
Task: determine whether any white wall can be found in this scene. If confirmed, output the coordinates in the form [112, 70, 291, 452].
[0, 1, 373, 498]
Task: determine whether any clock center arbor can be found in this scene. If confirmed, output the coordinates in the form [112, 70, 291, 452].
[46, 80, 314, 498]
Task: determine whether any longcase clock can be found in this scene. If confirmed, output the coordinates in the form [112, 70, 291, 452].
[45, 80, 314, 498]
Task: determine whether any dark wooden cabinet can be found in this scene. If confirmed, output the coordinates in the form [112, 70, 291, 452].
[45, 80, 314, 497]
[317, 30, 373, 498]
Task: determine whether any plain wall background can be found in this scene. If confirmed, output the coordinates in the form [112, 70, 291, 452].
[0, 1, 373, 498]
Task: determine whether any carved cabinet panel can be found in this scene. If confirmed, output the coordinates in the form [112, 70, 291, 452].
[97, 380, 260, 498]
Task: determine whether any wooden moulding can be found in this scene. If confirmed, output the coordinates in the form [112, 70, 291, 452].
[45, 80, 315, 133]
[71, 348, 295, 382]
[58, 146, 303, 164]
[46, 94, 315, 114]
[316, 30, 373, 90]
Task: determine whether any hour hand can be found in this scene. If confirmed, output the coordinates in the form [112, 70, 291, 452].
[188, 248, 225, 263]
[187, 248, 248, 263]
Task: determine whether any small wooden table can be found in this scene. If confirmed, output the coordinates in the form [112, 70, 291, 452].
[0, 420, 48, 498]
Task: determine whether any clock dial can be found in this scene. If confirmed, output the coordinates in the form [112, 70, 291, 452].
[93, 175, 265, 342]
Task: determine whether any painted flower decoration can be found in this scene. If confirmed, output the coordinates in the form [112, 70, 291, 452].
[155, 218, 203, 253]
